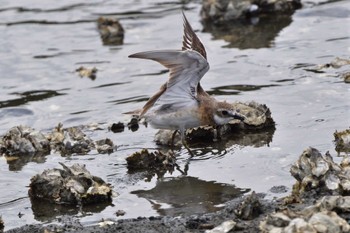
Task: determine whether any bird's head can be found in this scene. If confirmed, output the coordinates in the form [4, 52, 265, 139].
[213, 102, 245, 126]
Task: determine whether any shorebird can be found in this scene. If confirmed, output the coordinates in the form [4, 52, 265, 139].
[128, 12, 244, 155]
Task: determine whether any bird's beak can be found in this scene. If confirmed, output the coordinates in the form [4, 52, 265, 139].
[230, 111, 245, 121]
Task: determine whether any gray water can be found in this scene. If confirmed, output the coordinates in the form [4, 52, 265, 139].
[0, 0, 349, 230]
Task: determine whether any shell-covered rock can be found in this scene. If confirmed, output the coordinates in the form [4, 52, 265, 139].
[47, 123, 95, 155]
[29, 163, 113, 205]
[126, 149, 176, 170]
[260, 195, 350, 233]
[290, 147, 350, 195]
[97, 17, 124, 45]
[0, 125, 50, 156]
[334, 129, 350, 154]
[126, 149, 176, 179]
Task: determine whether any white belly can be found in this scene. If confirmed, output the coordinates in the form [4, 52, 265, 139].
[144, 108, 200, 131]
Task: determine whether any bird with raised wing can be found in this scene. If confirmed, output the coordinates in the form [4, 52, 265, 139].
[128, 12, 244, 155]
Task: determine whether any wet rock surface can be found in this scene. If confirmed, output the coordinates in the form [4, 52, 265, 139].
[29, 163, 113, 205]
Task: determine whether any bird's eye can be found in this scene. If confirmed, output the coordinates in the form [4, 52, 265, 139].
[221, 110, 228, 116]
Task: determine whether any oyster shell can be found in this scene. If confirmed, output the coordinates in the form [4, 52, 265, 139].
[289, 147, 350, 195]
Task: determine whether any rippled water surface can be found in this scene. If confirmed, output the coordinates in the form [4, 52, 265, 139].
[0, 0, 349, 230]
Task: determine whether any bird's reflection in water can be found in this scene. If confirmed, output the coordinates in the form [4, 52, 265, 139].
[131, 176, 250, 216]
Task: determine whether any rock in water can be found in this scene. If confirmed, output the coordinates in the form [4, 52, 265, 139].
[29, 163, 113, 205]
[97, 17, 124, 45]
[0, 125, 50, 155]
[334, 129, 350, 154]
[290, 147, 350, 196]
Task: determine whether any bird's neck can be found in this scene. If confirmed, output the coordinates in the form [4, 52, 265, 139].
[198, 96, 217, 126]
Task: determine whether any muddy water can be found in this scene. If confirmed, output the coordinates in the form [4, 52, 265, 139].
[0, 0, 349, 230]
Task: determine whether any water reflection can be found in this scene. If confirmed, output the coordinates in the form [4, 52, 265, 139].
[30, 198, 111, 222]
[202, 15, 293, 49]
[207, 84, 280, 95]
[131, 176, 249, 216]
[0, 90, 65, 109]
[4, 154, 47, 172]
[190, 127, 276, 155]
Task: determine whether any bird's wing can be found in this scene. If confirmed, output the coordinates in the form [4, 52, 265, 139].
[182, 12, 207, 59]
[129, 50, 209, 110]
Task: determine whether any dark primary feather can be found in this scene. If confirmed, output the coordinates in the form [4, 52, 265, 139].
[128, 12, 210, 117]
[182, 12, 207, 60]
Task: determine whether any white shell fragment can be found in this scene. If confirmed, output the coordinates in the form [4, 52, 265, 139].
[205, 220, 236, 233]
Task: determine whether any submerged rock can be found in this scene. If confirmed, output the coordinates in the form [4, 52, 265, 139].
[290, 147, 350, 196]
[0, 125, 50, 156]
[97, 17, 124, 45]
[76, 66, 97, 80]
[334, 129, 350, 154]
[303, 57, 350, 83]
[29, 163, 113, 205]
[201, 0, 301, 24]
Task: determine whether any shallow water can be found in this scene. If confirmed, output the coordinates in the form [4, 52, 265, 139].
[0, 0, 349, 230]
